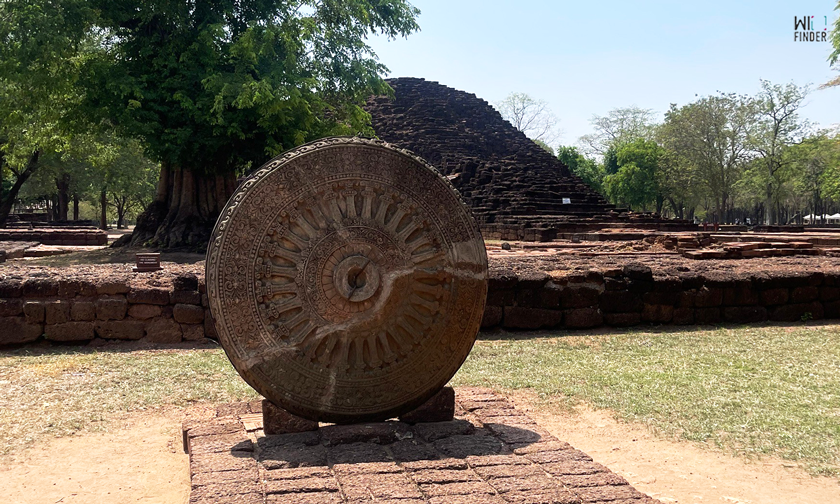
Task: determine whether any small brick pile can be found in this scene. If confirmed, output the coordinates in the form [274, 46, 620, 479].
[681, 241, 820, 260]
[0, 228, 107, 245]
[183, 388, 660, 504]
[0, 266, 213, 346]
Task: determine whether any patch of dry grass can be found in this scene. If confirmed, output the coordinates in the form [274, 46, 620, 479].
[0, 346, 257, 459]
[453, 323, 840, 476]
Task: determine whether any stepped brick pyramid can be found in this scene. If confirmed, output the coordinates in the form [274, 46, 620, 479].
[365, 78, 693, 241]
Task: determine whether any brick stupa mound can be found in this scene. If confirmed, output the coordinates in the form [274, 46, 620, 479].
[365, 78, 694, 241]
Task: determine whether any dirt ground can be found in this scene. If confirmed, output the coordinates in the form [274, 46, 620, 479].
[0, 410, 190, 504]
[2, 396, 839, 504]
[508, 391, 840, 504]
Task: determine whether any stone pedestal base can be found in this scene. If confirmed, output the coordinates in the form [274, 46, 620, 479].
[262, 399, 318, 435]
[261, 387, 456, 434]
[399, 386, 455, 424]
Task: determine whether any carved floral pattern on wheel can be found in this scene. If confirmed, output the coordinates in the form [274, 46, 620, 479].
[206, 137, 488, 423]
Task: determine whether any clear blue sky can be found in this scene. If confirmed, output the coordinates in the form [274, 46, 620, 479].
[368, 0, 840, 147]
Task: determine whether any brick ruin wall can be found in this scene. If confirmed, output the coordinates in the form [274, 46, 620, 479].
[365, 78, 695, 241]
[0, 228, 108, 246]
[1, 264, 838, 347]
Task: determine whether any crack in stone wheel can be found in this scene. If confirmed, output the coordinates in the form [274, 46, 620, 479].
[206, 137, 488, 423]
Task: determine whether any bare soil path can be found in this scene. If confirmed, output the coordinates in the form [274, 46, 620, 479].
[0, 410, 191, 504]
[508, 391, 840, 504]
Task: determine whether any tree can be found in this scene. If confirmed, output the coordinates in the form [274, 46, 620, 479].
[496, 93, 559, 145]
[0, 0, 95, 226]
[660, 93, 753, 223]
[578, 106, 657, 156]
[602, 139, 664, 212]
[749, 80, 809, 224]
[787, 131, 840, 223]
[80, 0, 420, 248]
[557, 146, 604, 195]
[824, 2, 840, 88]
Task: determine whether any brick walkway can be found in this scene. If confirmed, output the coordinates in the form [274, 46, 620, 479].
[183, 388, 660, 504]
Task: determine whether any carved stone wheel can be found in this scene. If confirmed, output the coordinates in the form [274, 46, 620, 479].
[206, 137, 488, 423]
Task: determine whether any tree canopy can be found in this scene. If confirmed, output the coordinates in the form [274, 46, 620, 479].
[74, 0, 421, 247]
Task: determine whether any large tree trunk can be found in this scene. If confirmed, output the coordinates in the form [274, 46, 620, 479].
[100, 189, 107, 230]
[56, 173, 70, 221]
[73, 193, 79, 221]
[0, 151, 40, 227]
[131, 164, 237, 249]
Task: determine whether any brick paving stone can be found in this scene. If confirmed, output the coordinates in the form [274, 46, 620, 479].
[259, 430, 322, 448]
[484, 422, 553, 445]
[265, 493, 343, 504]
[473, 462, 543, 480]
[191, 467, 259, 487]
[260, 442, 327, 470]
[188, 481, 261, 500]
[428, 495, 508, 504]
[467, 454, 530, 467]
[461, 400, 515, 412]
[320, 421, 412, 446]
[327, 442, 392, 465]
[187, 419, 244, 438]
[419, 480, 498, 497]
[191, 492, 264, 504]
[409, 468, 481, 484]
[540, 462, 610, 477]
[332, 461, 403, 475]
[455, 387, 500, 401]
[573, 485, 645, 503]
[475, 411, 534, 422]
[339, 472, 423, 500]
[185, 391, 660, 504]
[262, 467, 333, 480]
[433, 434, 503, 458]
[489, 474, 565, 494]
[401, 457, 469, 471]
[413, 419, 476, 442]
[513, 441, 573, 455]
[215, 402, 252, 418]
[500, 488, 581, 504]
[556, 473, 629, 488]
[389, 439, 439, 463]
[188, 433, 253, 455]
[526, 449, 593, 465]
[190, 452, 256, 476]
[264, 475, 339, 494]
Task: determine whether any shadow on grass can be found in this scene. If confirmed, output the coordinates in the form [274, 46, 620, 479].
[0, 338, 222, 358]
[478, 319, 840, 341]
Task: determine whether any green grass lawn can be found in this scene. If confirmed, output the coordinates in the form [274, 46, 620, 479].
[454, 323, 840, 476]
[1, 323, 838, 476]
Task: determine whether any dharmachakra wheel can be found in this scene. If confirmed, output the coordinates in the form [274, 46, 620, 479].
[205, 137, 488, 423]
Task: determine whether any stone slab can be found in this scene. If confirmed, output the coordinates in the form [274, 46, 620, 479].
[186, 388, 661, 504]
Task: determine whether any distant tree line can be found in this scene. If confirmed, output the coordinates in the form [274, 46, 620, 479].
[500, 82, 840, 226]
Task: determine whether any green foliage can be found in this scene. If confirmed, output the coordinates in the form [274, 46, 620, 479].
[602, 139, 663, 211]
[81, 0, 421, 175]
[557, 145, 603, 194]
[533, 140, 555, 155]
[659, 92, 753, 222]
